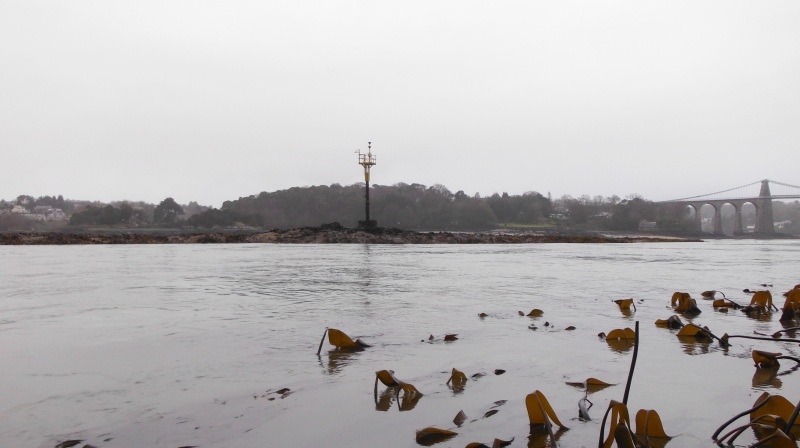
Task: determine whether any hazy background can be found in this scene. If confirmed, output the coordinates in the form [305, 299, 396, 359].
[2, 1, 799, 206]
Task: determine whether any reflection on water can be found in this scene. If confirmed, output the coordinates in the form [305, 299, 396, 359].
[373, 385, 422, 411]
[634, 434, 672, 448]
[779, 323, 798, 336]
[322, 348, 364, 375]
[399, 391, 422, 411]
[744, 310, 774, 322]
[527, 425, 565, 448]
[752, 367, 782, 389]
[678, 311, 702, 321]
[447, 383, 466, 395]
[606, 339, 635, 353]
[677, 336, 712, 355]
[374, 388, 395, 412]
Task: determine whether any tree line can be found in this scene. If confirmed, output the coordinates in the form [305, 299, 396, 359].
[214, 183, 551, 230]
[10, 185, 795, 233]
[10, 184, 668, 231]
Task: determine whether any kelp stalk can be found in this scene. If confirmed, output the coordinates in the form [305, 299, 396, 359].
[316, 328, 329, 355]
[784, 399, 800, 432]
[726, 335, 800, 343]
[712, 397, 771, 440]
[622, 321, 639, 405]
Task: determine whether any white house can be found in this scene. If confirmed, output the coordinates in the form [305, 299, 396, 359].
[23, 213, 46, 222]
[48, 209, 67, 221]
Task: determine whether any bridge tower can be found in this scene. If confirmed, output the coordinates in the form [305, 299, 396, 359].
[755, 179, 774, 234]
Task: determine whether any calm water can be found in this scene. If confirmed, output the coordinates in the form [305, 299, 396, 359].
[1, 241, 799, 448]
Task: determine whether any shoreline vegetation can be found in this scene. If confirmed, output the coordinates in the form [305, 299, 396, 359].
[0, 223, 702, 245]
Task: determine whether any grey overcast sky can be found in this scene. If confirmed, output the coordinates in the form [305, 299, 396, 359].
[2, 1, 799, 206]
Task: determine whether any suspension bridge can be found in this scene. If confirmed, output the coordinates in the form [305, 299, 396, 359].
[658, 179, 800, 235]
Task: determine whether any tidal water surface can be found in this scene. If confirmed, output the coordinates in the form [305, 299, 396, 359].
[1, 241, 799, 448]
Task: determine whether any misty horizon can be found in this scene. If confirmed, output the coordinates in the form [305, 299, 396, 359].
[3, 2, 799, 206]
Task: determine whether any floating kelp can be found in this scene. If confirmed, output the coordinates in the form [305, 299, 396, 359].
[753, 350, 783, 368]
[614, 299, 636, 312]
[634, 409, 671, 439]
[701, 290, 725, 299]
[677, 323, 730, 347]
[55, 441, 83, 448]
[671, 292, 701, 314]
[751, 392, 796, 424]
[526, 391, 566, 427]
[374, 369, 423, 403]
[415, 427, 457, 445]
[606, 328, 636, 341]
[375, 370, 400, 389]
[751, 428, 797, 448]
[446, 368, 468, 386]
[780, 288, 800, 321]
[751, 350, 800, 369]
[444, 334, 459, 341]
[526, 390, 567, 446]
[712, 298, 741, 309]
[713, 392, 800, 445]
[599, 401, 636, 448]
[453, 410, 467, 426]
[606, 328, 637, 352]
[527, 309, 544, 316]
[723, 332, 800, 344]
[316, 328, 370, 354]
[676, 324, 712, 338]
[742, 291, 778, 316]
[565, 326, 576, 330]
[465, 439, 514, 448]
[399, 383, 422, 396]
[565, 378, 614, 393]
[655, 316, 684, 329]
[483, 409, 498, 418]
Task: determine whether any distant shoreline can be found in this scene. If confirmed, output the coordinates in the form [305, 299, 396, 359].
[0, 225, 702, 245]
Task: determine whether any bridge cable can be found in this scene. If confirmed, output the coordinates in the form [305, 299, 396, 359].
[767, 179, 800, 190]
[661, 181, 762, 202]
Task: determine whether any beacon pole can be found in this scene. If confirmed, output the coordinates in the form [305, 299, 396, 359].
[357, 142, 377, 229]
[365, 177, 370, 221]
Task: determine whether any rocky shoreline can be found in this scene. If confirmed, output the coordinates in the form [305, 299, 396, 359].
[0, 224, 701, 245]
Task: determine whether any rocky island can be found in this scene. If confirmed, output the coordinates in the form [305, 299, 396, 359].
[0, 223, 700, 245]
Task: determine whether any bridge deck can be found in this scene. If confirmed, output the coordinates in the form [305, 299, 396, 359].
[659, 195, 800, 204]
